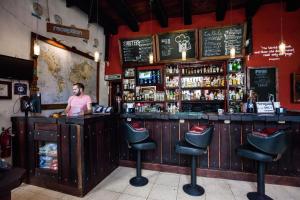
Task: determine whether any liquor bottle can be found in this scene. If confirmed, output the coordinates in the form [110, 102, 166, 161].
[246, 90, 254, 113]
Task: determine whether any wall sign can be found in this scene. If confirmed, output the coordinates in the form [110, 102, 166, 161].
[253, 44, 295, 61]
[105, 74, 122, 81]
[119, 36, 155, 66]
[156, 29, 197, 62]
[248, 67, 278, 101]
[47, 23, 89, 39]
[200, 24, 246, 60]
[256, 102, 275, 113]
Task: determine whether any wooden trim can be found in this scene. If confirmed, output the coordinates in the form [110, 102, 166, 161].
[292, 73, 300, 103]
[199, 23, 246, 60]
[156, 29, 198, 63]
[119, 160, 300, 187]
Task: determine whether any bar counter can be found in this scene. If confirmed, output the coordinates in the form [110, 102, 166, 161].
[119, 112, 300, 186]
[11, 114, 119, 197]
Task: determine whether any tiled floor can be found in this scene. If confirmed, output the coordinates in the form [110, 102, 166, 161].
[12, 167, 300, 200]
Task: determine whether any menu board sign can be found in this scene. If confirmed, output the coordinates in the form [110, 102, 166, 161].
[156, 30, 197, 62]
[200, 24, 246, 60]
[119, 36, 155, 66]
[248, 67, 278, 101]
[256, 102, 275, 113]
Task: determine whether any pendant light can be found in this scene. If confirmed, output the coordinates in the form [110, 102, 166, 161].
[278, 0, 286, 55]
[149, 0, 154, 64]
[33, 0, 40, 56]
[94, 0, 100, 62]
[229, 0, 235, 58]
[181, 49, 187, 61]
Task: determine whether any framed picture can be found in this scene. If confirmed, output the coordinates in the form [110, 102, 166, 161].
[31, 33, 99, 110]
[292, 73, 300, 103]
[0, 81, 12, 99]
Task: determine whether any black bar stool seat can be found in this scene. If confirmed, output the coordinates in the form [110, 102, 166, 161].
[236, 128, 288, 200]
[175, 125, 213, 196]
[122, 122, 156, 187]
[175, 140, 207, 156]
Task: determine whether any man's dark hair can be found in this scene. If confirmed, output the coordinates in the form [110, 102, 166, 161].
[73, 83, 85, 91]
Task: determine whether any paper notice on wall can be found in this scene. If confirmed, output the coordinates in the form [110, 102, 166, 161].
[253, 44, 295, 61]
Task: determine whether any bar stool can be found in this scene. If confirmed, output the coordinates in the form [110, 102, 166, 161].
[175, 125, 214, 196]
[122, 122, 156, 187]
[236, 128, 288, 200]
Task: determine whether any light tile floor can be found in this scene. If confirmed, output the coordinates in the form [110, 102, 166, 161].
[12, 167, 300, 200]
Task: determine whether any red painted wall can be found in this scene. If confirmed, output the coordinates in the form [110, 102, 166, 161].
[106, 3, 300, 110]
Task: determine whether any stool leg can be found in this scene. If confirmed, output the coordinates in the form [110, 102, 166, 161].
[182, 156, 205, 196]
[247, 162, 273, 200]
[130, 150, 148, 187]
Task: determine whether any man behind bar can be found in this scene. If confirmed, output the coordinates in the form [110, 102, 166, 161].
[65, 83, 92, 116]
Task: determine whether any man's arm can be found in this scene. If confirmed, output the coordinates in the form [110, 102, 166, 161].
[84, 103, 92, 114]
[64, 104, 71, 115]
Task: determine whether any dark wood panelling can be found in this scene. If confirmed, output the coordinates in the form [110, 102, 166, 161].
[153, 120, 162, 163]
[219, 123, 230, 170]
[209, 121, 220, 169]
[144, 120, 154, 162]
[162, 121, 171, 164]
[170, 121, 179, 165]
[230, 122, 242, 171]
[179, 121, 190, 167]
[59, 124, 70, 184]
[241, 122, 255, 173]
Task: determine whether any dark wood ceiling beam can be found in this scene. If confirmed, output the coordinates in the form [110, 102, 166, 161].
[183, 0, 192, 25]
[65, 0, 118, 34]
[150, 0, 168, 27]
[286, 0, 300, 12]
[245, 0, 262, 19]
[216, 0, 227, 21]
[108, 0, 139, 32]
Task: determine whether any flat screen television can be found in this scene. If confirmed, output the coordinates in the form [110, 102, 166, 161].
[137, 69, 162, 86]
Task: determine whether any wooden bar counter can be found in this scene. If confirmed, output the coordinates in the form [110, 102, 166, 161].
[11, 114, 119, 197]
[120, 112, 300, 187]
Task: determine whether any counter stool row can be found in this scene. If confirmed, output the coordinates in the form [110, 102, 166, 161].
[122, 122, 288, 200]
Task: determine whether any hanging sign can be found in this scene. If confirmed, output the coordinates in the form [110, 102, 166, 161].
[46, 23, 89, 39]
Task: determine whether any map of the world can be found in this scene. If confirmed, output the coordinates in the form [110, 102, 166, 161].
[37, 40, 98, 105]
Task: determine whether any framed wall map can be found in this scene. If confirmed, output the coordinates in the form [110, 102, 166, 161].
[31, 33, 99, 109]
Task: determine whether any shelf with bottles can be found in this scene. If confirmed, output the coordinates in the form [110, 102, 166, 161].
[38, 142, 58, 172]
[123, 90, 135, 102]
[135, 102, 164, 113]
[165, 63, 180, 76]
[227, 58, 243, 73]
[122, 78, 136, 90]
[228, 73, 245, 87]
[181, 76, 225, 88]
[181, 89, 225, 101]
[166, 89, 180, 101]
[165, 75, 179, 88]
[166, 102, 180, 113]
[181, 62, 225, 76]
[124, 68, 136, 78]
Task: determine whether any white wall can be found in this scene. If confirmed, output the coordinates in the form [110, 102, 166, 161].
[0, 0, 108, 128]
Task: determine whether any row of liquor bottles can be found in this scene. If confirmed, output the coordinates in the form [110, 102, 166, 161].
[123, 89, 229, 102]
[165, 64, 225, 75]
[165, 76, 226, 88]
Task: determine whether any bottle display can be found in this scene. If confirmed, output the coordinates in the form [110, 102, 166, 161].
[165, 76, 179, 88]
[166, 89, 180, 101]
[181, 76, 225, 88]
[123, 79, 135, 90]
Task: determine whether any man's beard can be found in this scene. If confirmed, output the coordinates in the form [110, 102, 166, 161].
[75, 91, 81, 96]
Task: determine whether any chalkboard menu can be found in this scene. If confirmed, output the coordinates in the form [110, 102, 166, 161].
[248, 67, 277, 101]
[200, 24, 246, 60]
[156, 30, 197, 62]
[119, 36, 155, 66]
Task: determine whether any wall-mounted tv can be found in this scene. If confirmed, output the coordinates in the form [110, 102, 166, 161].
[137, 69, 162, 86]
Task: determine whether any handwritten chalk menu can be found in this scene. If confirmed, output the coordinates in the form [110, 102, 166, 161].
[200, 24, 245, 60]
[119, 36, 155, 66]
[156, 30, 197, 62]
[248, 67, 277, 101]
